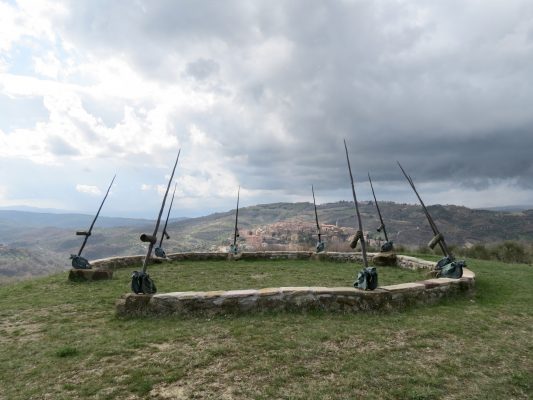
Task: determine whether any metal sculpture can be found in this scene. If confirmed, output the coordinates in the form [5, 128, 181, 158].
[154, 183, 178, 259]
[344, 140, 377, 289]
[70, 175, 116, 269]
[229, 186, 240, 254]
[397, 162, 451, 261]
[368, 172, 393, 252]
[397, 161, 465, 277]
[312, 185, 325, 253]
[132, 149, 180, 294]
[344, 140, 368, 267]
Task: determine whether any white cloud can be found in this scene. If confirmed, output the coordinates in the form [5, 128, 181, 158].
[1, 0, 533, 216]
[33, 51, 62, 79]
[76, 184, 102, 196]
[155, 184, 167, 196]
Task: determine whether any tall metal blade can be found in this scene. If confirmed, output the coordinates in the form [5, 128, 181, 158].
[142, 149, 180, 272]
[397, 161, 451, 257]
[312, 184, 321, 242]
[158, 182, 178, 248]
[398, 162, 438, 233]
[368, 172, 389, 242]
[233, 186, 240, 248]
[344, 139, 368, 268]
[77, 174, 116, 256]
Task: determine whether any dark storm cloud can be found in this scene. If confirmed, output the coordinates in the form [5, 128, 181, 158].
[54, 0, 533, 198]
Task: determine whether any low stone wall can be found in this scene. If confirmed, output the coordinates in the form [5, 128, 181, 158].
[396, 255, 436, 270]
[116, 269, 475, 317]
[90, 255, 144, 270]
[111, 252, 475, 317]
[93, 251, 433, 270]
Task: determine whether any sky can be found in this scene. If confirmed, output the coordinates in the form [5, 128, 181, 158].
[1, 0, 533, 218]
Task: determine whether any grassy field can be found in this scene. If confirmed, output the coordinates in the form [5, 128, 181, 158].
[0, 258, 531, 399]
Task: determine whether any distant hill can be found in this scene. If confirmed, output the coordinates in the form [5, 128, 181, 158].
[0, 210, 158, 229]
[1, 202, 532, 280]
[476, 205, 533, 212]
[159, 201, 533, 252]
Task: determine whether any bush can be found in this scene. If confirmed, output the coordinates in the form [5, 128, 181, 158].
[492, 241, 529, 264]
[456, 241, 532, 265]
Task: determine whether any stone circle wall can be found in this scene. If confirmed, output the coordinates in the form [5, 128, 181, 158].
[93, 251, 431, 270]
[106, 252, 476, 317]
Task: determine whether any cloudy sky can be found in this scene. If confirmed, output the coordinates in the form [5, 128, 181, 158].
[1, 0, 533, 218]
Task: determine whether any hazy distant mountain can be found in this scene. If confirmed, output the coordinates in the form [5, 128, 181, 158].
[0, 210, 154, 229]
[0, 205, 76, 214]
[476, 205, 533, 212]
[1, 201, 532, 280]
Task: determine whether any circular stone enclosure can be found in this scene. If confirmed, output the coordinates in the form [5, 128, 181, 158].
[96, 251, 475, 317]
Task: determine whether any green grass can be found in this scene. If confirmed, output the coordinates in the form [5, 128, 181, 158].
[140, 259, 428, 292]
[0, 258, 532, 399]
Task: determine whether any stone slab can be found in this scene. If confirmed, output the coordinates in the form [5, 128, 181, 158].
[203, 290, 226, 298]
[462, 268, 475, 279]
[381, 282, 426, 292]
[327, 287, 360, 295]
[223, 289, 258, 298]
[155, 291, 208, 300]
[68, 268, 113, 282]
[372, 253, 398, 266]
[257, 288, 282, 296]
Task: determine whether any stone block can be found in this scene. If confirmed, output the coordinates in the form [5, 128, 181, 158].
[424, 278, 454, 286]
[279, 287, 314, 297]
[203, 290, 226, 299]
[257, 288, 282, 296]
[381, 282, 425, 292]
[419, 280, 442, 289]
[68, 268, 113, 282]
[227, 252, 242, 261]
[125, 293, 152, 307]
[372, 252, 397, 266]
[159, 291, 207, 300]
[462, 268, 475, 279]
[327, 287, 359, 295]
[116, 293, 152, 316]
[238, 296, 259, 312]
[308, 286, 335, 294]
[223, 289, 258, 298]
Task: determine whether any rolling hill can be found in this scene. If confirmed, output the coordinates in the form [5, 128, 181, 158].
[0, 202, 532, 280]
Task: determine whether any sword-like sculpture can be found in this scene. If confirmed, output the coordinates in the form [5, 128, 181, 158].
[229, 186, 240, 254]
[368, 172, 393, 252]
[397, 161, 451, 261]
[154, 182, 178, 259]
[344, 140, 377, 289]
[312, 185, 325, 253]
[132, 149, 180, 294]
[398, 162, 466, 279]
[344, 140, 368, 267]
[397, 161, 465, 278]
[70, 175, 116, 269]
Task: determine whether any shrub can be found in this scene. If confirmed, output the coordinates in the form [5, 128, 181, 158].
[455, 241, 532, 265]
[55, 346, 79, 358]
